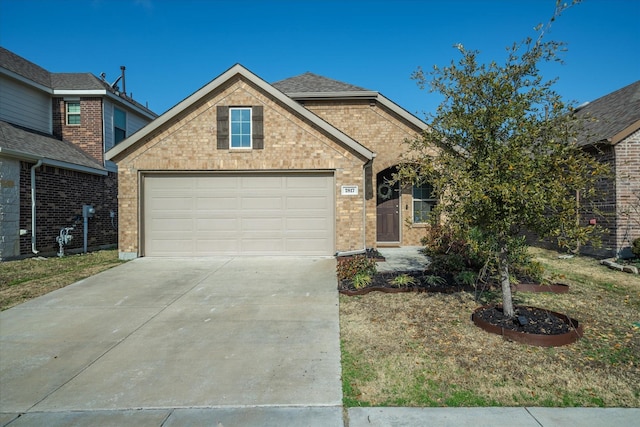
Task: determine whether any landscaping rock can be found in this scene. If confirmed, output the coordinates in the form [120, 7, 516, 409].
[601, 259, 624, 271]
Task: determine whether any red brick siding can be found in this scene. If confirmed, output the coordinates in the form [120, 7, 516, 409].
[52, 97, 104, 164]
[19, 162, 117, 256]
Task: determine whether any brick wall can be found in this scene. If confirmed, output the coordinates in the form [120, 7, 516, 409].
[19, 162, 117, 256]
[52, 97, 104, 164]
[0, 157, 21, 259]
[565, 132, 639, 258]
[302, 99, 429, 247]
[115, 77, 368, 256]
[615, 130, 640, 256]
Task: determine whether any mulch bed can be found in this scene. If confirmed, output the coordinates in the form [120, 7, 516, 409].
[338, 270, 471, 295]
[474, 305, 573, 335]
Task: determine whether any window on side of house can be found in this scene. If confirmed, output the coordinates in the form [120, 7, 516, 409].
[229, 107, 252, 149]
[114, 107, 127, 144]
[66, 101, 80, 125]
[412, 182, 436, 223]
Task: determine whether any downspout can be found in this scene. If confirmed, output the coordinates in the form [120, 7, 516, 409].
[362, 157, 374, 253]
[31, 160, 43, 254]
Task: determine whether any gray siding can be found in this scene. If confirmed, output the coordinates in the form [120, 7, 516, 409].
[0, 77, 51, 133]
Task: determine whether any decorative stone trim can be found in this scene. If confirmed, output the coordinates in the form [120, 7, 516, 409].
[600, 258, 639, 274]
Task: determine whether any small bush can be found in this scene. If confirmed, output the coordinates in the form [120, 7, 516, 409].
[455, 270, 477, 286]
[352, 273, 372, 289]
[390, 273, 417, 288]
[512, 259, 545, 283]
[632, 238, 640, 258]
[337, 255, 377, 281]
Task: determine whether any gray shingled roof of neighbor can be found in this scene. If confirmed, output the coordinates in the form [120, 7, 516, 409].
[0, 47, 156, 116]
[576, 80, 640, 146]
[0, 121, 106, 174]
[272, 72, 369, 93]
[50, 73, 110, 90]
[0, 46, 51, 87]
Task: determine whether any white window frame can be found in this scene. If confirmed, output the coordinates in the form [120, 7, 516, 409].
[412, 182, 437, 224]
[229, 107, 252, 149]
[66, 101, 81, 125]
[114, 107, 127, 144]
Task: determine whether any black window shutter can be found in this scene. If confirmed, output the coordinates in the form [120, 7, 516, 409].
[252, 106, 264, 149]
[217, 106, 229, 149]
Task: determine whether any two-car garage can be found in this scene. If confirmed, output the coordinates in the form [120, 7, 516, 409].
[142, 173, 335, 256]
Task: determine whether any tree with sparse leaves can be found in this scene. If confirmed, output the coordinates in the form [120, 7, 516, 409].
[399, 0, 608, 318]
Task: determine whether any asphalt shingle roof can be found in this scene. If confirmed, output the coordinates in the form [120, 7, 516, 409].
[0, 121, 104, 171]
[576, 80, 640, 145]
[50, 73, 110, 90]
[272, 72, 369, 93]
[1, 47, 157, 118]
[0, 46, 51, 87]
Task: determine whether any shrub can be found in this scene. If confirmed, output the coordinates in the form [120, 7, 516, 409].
[390, 273, 417, 287]
[633, 238, 640, 258]
[337, 254, 377, 281]
[455, 270, 477, 286]
[352, 273, 372, 289]
[512, 259, 545, 283]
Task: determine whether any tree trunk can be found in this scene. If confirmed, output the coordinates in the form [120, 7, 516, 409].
[499, 246, 515, 318]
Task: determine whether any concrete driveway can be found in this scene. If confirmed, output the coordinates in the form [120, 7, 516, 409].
[0, 257, 343, 426]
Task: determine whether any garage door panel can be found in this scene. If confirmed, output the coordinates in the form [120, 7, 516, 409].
[149, 197, 193, 210]
[241, 238, 284, 252]
[196, 197, 237, 210]
[241, 176, 282, 189]
[287, 196, 329, 209]
[144, 173, 334, 256]
[241, 218, 283, 231]
[196, 218, 238, 231]
[241, 196, 283, 209]
[196, 176, 236, 188]
[150, 218, 194, 231]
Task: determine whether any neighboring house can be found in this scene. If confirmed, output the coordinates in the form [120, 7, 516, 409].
[575, 80, 640, 258]
[0, 47, 157, 260]
[106, 64, 432, 259]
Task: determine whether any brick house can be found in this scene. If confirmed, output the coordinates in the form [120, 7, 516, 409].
[0, 47, 157, 260]
[106, 64, 433, 259]
[575, 80, 640, 258]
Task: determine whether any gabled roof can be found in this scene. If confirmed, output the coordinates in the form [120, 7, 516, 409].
[0, 121, 106, 175]
[0, 47, 156, 118]
[106, 64, 376, 162]
[576, 80, 640, 146]
[51, 73, 111, 90]
[273, 72, 428, 132]
[273, 72, 369, 93]
[0, 46, 50, 87]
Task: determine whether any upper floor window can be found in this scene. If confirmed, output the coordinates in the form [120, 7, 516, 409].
[66, 101, 80, 125]
[216, 105, 264, 150]
[114, 107, 126, 144]
[413, 182, 436, 223]
[230, 107, 252, 149]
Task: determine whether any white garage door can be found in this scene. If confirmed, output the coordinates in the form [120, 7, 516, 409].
[143, 173, 335, 256]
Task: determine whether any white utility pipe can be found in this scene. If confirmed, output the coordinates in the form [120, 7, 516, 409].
[30, 160, 43, 254]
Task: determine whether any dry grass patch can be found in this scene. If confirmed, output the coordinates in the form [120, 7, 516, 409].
[0, 250, 125, 310]
[340, 248, 640, 407]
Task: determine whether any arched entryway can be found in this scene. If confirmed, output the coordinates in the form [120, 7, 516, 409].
[376, 167, 400, 242]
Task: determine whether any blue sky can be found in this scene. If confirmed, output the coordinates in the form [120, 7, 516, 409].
[1, 0, 638, 117]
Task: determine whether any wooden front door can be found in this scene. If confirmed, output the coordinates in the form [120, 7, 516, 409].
[376, 169, 400, 242]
